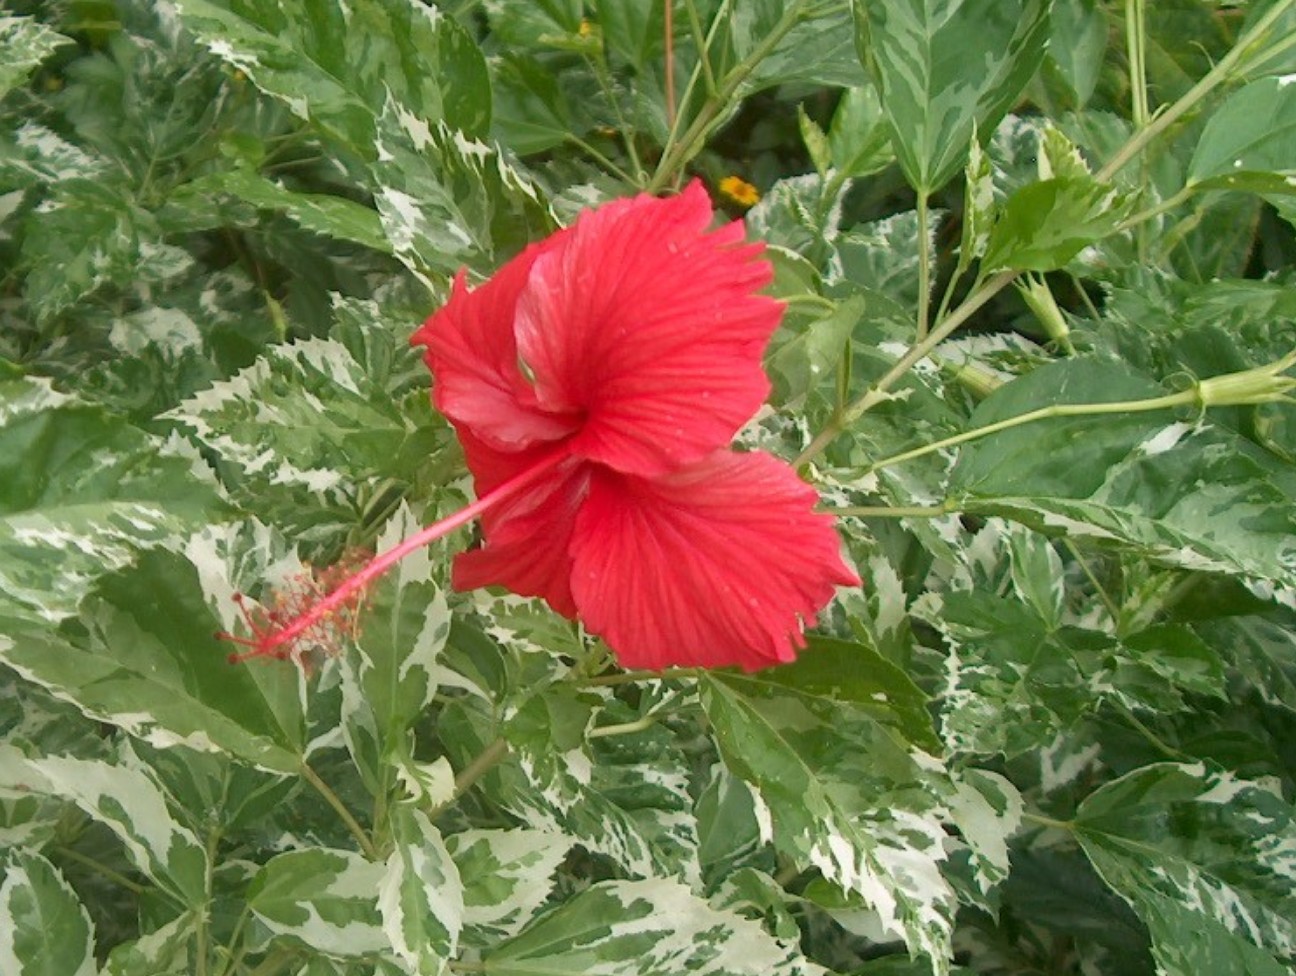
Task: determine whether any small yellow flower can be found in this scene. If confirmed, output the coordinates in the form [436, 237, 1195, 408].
[718, 175, 760, 208]
[578, 18, 594, 37]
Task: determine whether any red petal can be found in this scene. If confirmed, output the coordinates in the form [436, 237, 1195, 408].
[514, 180, 783, 478]
[413, 256, 580, 452]
[450, 430, 586, 618]
[568, 451, 859, 671]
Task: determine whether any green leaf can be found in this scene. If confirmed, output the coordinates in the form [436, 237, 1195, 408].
[20, 178, 187, 323]
[165, 296, 448, 538]
[700, 672, 954, 971]
[165, 169, 389, 252]
[446, 828, 571, 948]
[0, 377, 226, 630]
[485, 878, 826, 976]
[172, 0, 489, 156]
[380, 806, 463, 974]
[950, 358, 1296, 599]
[102, 914, 194, 976]
[851, 0, 1050, 193]
[339, 504, 450, 789]
[982, 177, 1137, 272]
[3, 542, 308, 774]
[1045, 0, 1108, 106]
[1075, 763, 1296, 974]
[1188, 75, 1296, 194]
[0, 850, 97, 976]
[249, 848, 388, 957]
[370, 96, 552, 281]
[15, 753, 208, 907]
[0, 15, 73, 101]
[828, 84, 895, 178]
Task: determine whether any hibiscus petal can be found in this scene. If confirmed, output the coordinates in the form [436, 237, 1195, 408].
[413, 255, 580, 452]
[451, 430, 587, 618]
[514, 180, 783, 478]
[569, 451, 859, 671]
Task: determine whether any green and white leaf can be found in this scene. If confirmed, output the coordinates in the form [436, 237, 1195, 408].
[851, 0, 1051, 193]
[0, 376, 226, 628]
[700, 646, 955, 972]
[0, 16, 73, 101]
[102, 913, 194, 976]
[445, 827, 572, 946]
[166, 169, 389, 252]
[485, 878, 827, 976]
[4, 543, 307, 774]
[18, 754, 207, 907]
[371, 96, 551, 282]
[170, 0, 489, 155]
[0, 850, 97, 976]
[950, 358, 1296, 604]
[1075, 763, 1296, 974]
[249, 848, 388, 958]
[379, 806, 463, 975]
[340, 504, 449, 788]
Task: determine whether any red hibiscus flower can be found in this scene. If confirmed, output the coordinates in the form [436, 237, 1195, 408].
[222, 180, 857, 671]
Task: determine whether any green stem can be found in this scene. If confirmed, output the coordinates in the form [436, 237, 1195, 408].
[915, 192, 932, 340]
[299, 763, 378, 860]
[194, 828, 222, 976]
[1097, 0, 1296, 182]
[864, 389, 1193, 475]
[54, 845, 148, 895]
[452, 737, 511, 800]
[648, 1, 809, 191]
[587, 716, 659, 739]
[683, 0, 719, 95]
[1020, 811, 1074, 831]
[832, 504, 953, 518]
[1113, 701, 1189, 761]
[795, 269, 1019, 466]
[584, 667, 703, 687]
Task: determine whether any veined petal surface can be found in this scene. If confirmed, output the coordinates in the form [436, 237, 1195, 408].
[568, 450, 859, 670]
[514, 181, 782, 477]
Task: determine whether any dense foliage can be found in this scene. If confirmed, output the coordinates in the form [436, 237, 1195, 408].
[2, 2, 1295, 975]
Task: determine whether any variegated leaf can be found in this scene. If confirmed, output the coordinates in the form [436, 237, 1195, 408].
[1075, 763, 1296, 974]
[249, 849, 388, 957]
[0, 16, 72, 100]
[851, 0, 1050, 193]
[379, 806, 463, 975]
[486, 878, 827, 976]
[700, 643, 955, 973]
[445, 827, 571, 947]
[0, 850, 96, 976]
[371, 95, 551, 282]
[20, 754, 208, 907]
[0, 377, 226, 630]
[169, 0, 489, 155]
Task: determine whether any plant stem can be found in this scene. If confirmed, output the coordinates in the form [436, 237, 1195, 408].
[54, 845, 148, 895]
[299, 762, 378, 860]
[832, 504, 953, 519]
[587, 716, 659, 739]
[1097, 0, 1296, 182]
[915, 191, 932, 340]
[648, 1, 809, 191]
[585, 667, 703, 687]
[683, 0, 719, 96]
[864, 389, 1192, 475]
[1020, 811, 1074, 831]
[453, 737, 511, 798]
[795, 269, 1019, 466]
